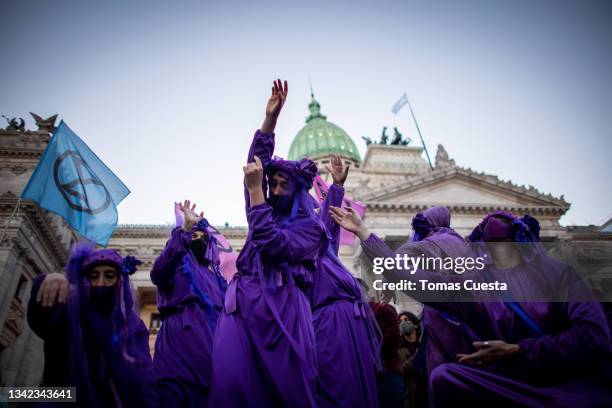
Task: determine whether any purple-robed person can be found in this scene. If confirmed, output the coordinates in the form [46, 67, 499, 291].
[311, 154, 382, 408]
[332, 207, 612, 407]
[332, 205, 474, 406]
[210, 79, 326, 408]
[27, 243, 157, 408]
[150, 200, 227, 407]
[387, 209, 477, 375]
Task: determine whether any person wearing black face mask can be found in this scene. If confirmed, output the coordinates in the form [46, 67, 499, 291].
[150, 200, 227, 407]
[27, 244, 157, 407]
[85, 263, 119, 315]
[190, 231, 208, 263]
[267, 170, 295, 215]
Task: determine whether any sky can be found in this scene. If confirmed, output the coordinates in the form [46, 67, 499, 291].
[1, 0, 611, 227]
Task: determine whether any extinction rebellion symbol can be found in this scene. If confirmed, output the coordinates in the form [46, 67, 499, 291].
[53, 150, 111, 215]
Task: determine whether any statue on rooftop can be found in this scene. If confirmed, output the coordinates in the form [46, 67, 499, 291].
[380, 126, 388, 144]
[2, 116, 25, 132]
[435, 144, 456, 168]
[30, 113, 58, 134]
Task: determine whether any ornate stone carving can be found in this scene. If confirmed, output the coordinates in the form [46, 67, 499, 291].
[0, 297, 25, 349]
[434, 144, 455, 169]
[29, 113, 58, 134]
[2, 116, 25, 132]
[11, 165, 28, 175]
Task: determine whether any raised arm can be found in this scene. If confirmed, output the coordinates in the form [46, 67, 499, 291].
[320, 155, 349, 254]
[244, 79, 288, 211]
[27, 273, 69, 338]
[330, 206, 471, 309]
[150, 200, 202, 287]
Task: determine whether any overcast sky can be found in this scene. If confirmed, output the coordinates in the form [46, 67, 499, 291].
[2, 0, 611, 227]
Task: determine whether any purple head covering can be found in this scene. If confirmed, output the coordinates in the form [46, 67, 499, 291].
[467, 211, 540, 243]
[467, 211, 544, 265]
[266, 157, 318, 190]
[412, 206, 455, 242]
[190, 218, 222, 267]
[265, 157, 320, 225]
[82, 249, 124, 272]
[64, 241, 142, 401]
[411, 206, 471, 260]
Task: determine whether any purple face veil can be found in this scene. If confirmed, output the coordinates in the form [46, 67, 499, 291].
[65, 241, 142, 405]
[190, 218, 222, 268]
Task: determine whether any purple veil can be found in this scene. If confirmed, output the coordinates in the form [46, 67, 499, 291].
[64, 241, 142, 405]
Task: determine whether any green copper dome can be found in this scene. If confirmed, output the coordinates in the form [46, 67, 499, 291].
[288, 95, 361, 162]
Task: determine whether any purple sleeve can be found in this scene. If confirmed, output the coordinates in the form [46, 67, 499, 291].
[248, 203, 324, 262]
[361, 233, 445, 282]
[518, 301, 610, 370]
[27, 274, 68, 339]
[244, 130, 275, 212]
[150, 227, 191, 287]
[360, 233, 469, 312]
[320, 183, 344, 255]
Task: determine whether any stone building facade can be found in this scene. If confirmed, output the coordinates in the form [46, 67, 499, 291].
[0, 114, 77, 386]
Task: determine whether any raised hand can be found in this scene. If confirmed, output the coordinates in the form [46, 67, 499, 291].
[179, 199, 204, 231]
[326, 155, 350, 186]
[37, 272, 70, 307]
[244, 156, 265, 206]
[330, 206, 370, 240]
[244, 155, 264, 190]
[266, 79, 288, 118]
[261, 79, 288, 134]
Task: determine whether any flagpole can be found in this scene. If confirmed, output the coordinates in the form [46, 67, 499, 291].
[406, 98, 434, 170]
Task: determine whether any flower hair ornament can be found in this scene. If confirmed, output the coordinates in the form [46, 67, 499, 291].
[120, 256, 142, 275]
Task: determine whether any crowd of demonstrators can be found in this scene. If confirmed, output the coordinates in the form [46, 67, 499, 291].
[332, 205, 612, 407]
[24, 79, 611, 407]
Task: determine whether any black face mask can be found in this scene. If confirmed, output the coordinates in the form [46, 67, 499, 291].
[268, 194, 294, 214]
[89, 286, 117, 315]
[190, 238, 208, 263]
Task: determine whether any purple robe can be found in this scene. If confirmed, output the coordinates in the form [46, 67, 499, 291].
[27, 274, 157, 407]
[379, 207, 477, 379]
[150, 227, 226, 406]
[209, 130, 324, 408]
[362, 234, 612, 407]
[310, 183, 381, 407]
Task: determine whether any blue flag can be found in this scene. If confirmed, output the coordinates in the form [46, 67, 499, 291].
[21, 121, 130, 246]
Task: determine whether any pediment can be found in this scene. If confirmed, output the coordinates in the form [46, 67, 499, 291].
[358, 167, 568, 209]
